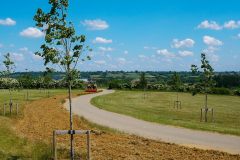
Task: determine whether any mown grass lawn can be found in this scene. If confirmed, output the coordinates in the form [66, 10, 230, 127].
[91, 90, 240, 136]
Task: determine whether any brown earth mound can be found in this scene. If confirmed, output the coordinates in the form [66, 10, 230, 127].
[16, 92, 240, 160]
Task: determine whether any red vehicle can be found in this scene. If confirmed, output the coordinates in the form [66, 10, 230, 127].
[85, 83, 97, 92]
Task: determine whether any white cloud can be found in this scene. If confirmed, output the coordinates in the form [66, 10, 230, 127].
[156, 49, 175, 58]
[81, 19, 109, 30]
[138, 54, 147, 59]
[224, 20, 239, 29]
[238, 33, 240, 39]
[32, 54, 42, 60]
[19, 47, 28, 52]
[124, 50, 128, 55]
[93, 37, 112, 44]
[204, 46, 219, 53]
[208, 54, 219, 62]
[144, 46, 157, 50]
[20, 27, 44, 38]
[203, 36, 223, 46]
[12, 53, 24, 61]
[197, 20, 222, 30]
[179, 51, 194, 57]
[0, 18, 16, 26]
[0, 44, 3, 48]
[203, 46, 220, 63]
[106, 54, 112, 59]
[117, 57, 126, 65]
[98, 47, 113, 52]
[172, 38, 195, 48]
[94, 60, 106, 65]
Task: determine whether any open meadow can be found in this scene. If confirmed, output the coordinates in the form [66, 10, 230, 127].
[91, 90, 240, 135]
[0, 89, 79, 159]
[1, 89, 239, 159]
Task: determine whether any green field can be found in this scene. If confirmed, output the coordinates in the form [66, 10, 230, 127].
[0, 89, 79, 159]
[91, 90, 240, 135]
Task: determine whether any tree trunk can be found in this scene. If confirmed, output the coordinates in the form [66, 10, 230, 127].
[205, 93, 208, 122]
[144, 88, 146, 99]
[177, 92, 179, 109]
[68, 80, 74, 159]
[9, 89, 12, 101]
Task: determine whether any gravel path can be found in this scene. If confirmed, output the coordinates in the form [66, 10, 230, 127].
[66, 89, 240, 155]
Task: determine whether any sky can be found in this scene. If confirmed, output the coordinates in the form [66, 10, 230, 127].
[0, 0, 240, 72]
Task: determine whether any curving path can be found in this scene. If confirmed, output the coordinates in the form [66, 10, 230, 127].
[65, 89, 240, 155]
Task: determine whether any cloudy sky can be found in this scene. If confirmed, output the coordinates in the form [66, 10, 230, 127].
[0, 0, 240, 72]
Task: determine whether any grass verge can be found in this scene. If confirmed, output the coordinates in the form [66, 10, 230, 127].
[91, 90, 240, 135]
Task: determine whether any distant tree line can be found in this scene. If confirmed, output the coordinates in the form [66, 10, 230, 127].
[0, 74, 85, 89]
[107, 71, 240, 96]
[1, 71, 239, 95]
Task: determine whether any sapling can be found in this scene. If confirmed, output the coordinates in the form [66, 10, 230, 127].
[34, 0, 91, 158]
[2, 53, 15, 112]
[139, 72, 147, 99]
[191, 53, 215, 122]
[171, 72, 182, 109]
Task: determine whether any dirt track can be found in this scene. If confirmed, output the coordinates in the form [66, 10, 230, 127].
[16, 92, 240, 159]
[67, 89, 240, 155]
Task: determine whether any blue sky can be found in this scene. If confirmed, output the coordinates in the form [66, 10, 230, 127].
[0, 0, 240, 72]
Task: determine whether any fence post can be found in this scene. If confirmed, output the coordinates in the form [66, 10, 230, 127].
[87, 130, 91, 160]
[211, 108, 214, 122]
[16, 103, 19, 115]
[200, 108, 202, 122]
[53, 131, 57, 160]
[10, 101, 12, 115]
[3, 104, 6, 116]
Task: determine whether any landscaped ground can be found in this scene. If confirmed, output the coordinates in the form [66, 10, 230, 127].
[0, 89, 240, 159]
[91, 90, 240, 136]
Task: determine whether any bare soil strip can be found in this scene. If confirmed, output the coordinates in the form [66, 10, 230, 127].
[15, 92, 240, 159]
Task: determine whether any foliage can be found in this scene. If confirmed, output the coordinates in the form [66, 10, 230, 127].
[34, 0, 91, 81]
[0, 78, 20, 89]
[233, 89, 240, 96]
[139, 72, 147, 89]
[211, 87, 231, 95]
[214, 73, 240, 88]
[108, 80, 123, 89]
[0, 53, 16, 91]
[1, 53, 15, 78]
[34, 1, 91, 157]
[190, 53, 216, 96]
[169, 72, 182, 91]
[11, 71, 240, 89]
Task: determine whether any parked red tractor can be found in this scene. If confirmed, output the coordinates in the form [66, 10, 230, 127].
[85, 83, 97, 92]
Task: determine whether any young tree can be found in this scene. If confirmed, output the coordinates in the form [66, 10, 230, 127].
[3, 53, 15, 77]
[1, 53, 15, 114]
[139, 72, 147, 89]
[139, 72, 147, 98]
[191, 53, 215, 122]
[34, 0, 91, 158]
[170, 72, 182, 108]
[2, 53, 15, 93]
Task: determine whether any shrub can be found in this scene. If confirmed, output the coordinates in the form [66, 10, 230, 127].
[211, 87, 231, 95]
[233, 89, 240, 96]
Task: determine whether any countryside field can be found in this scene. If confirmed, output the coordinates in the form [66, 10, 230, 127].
[0, 89, 80, 159]
[1, 89, 240, 159]
[91, 90, 240, 135]
[1, 0, 240, 159]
